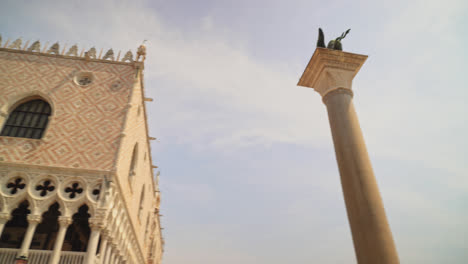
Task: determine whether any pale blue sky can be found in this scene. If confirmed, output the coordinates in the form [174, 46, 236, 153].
[1, 0, 468, 263]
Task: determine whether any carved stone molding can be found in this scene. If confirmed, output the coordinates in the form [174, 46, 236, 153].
[58, 216, 73, 227]
[297, 48, 367, 97]
[322, 87, 354, 104]
[0, 212, 11, 222]
[27, 214, 42, 224]
[88, 217, 103, 230]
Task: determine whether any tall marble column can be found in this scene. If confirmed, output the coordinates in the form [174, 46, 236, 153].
[18, 214, 42, 257]
[298, 48, 399, 264]
[0, 212, 11, 237]
[49, 216, 72, 264]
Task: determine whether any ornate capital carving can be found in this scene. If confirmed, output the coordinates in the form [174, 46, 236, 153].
[0, 212, 11, 223]
[58, 216, 73, 227]
[27, 214, 42, 224]
[88, 217, 103, 230]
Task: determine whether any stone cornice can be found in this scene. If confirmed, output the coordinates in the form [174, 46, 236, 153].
[0, 161, 114, 177]
[298, 48, 367, 96]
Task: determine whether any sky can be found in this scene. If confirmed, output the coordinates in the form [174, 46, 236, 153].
[1, 0, 468, 263]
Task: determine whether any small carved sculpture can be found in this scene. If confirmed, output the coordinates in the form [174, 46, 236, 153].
[28, 41, 41, 52]
[48, 42, 60, 54]
[317, 28, 351, 51]
[66, 44, 78, 56]
[103, 49, 115, 60]
[136, 40, 147, 62]
[122, 50, 134, 62]
[9, 38, 22, 49]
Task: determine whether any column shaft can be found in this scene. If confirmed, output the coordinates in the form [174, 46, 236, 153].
[324, 91, 399, 264]
[18, 221, 39, 257]
[103, 242, 113, 264]
[109, 247, 117, 264]
[84, 228, 101, 264]
[49, 217, 72, 264]
[0, 213, 11, 237]
[0, 219, 9, 236]
[98, 234, 108, 264]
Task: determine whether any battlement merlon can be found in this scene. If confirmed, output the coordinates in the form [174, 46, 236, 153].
[0, 35, 146, 65]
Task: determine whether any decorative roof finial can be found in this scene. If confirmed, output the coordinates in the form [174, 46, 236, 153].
[85, 47, 97, 60]
[9, 38, 22, 49]
[47, 42, 60, 54]
[122, 50, 134, 62]
[136, 40, 147, 62]
[66, 44, 78, 56]
[28, 41, 41, 52]
[103, 49, 115, 60]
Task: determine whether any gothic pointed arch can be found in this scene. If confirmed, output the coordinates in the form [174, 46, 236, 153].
[31, 202, 60, 250]
[0, 98, 52, 139]
[63, 204, 91, 252]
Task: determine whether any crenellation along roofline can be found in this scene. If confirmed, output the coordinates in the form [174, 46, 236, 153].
[0, 36, 147, 66]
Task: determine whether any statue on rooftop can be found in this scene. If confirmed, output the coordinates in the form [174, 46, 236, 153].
[136, 40, 147, 62]
[317, 28, 351, 51]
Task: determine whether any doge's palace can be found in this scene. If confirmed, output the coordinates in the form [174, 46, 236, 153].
[0, 36, 163, 264]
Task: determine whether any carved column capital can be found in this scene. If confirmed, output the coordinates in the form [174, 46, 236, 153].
[0, 212, 11, 223]
[110, 242, 118, 250]
[100, 229, 110, 239]
[88, 217, 103, 230]
[322, 87, 354, 104]
[58, 216, 73, 227]
[297, 48, 367, 98]
[27, 214, 42, 224]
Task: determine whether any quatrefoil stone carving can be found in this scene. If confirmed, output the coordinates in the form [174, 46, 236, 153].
[35, 180, 55, 197]
[65, 182, 83, 199]
[7, 178, 26, 195]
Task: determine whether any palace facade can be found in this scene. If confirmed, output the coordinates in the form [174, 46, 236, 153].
[0, 36, 163, 264]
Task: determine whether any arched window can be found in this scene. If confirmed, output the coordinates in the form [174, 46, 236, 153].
[129, 143, 138, 180]
[1, 99, 51, 139]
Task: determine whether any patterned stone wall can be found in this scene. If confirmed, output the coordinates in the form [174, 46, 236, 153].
[0, 49, 135, 171]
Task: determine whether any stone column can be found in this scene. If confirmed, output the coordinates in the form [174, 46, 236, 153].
[84, 218, 101, 264]
[98, 230, 109, 264]
[49, 216, 72, 264]
[102, 238, 113, 264]
[298, 48, 399, 264]
[18, 214, 42, 257]
[109, 243, 118, 264]
[0, 212, 11, 237]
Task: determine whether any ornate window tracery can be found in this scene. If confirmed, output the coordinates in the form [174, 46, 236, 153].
[0, 99, 52, 139]
[65, 182, 84, 199]
[35, 180, 55, 197]
[6, 177, 26, 195]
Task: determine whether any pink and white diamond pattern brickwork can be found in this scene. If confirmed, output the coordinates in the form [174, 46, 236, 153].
[0, 50, 135, 171]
